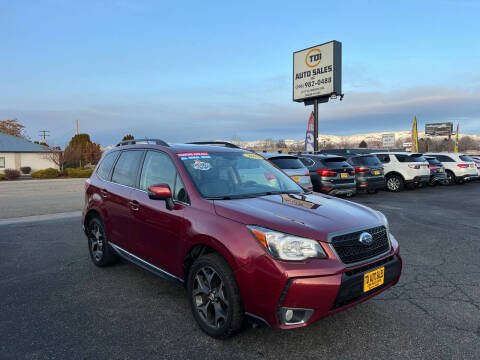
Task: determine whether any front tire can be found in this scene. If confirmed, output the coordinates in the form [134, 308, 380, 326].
[86, 217, 117, 267]
[386, 174, 404, 192]
[187, 253, 244, 339]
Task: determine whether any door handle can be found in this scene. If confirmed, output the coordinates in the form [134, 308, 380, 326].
[129, 200, 140, 211]
[100, 189, 109, 198]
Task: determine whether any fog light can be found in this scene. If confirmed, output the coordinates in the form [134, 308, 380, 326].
[281, 307, 314, 325]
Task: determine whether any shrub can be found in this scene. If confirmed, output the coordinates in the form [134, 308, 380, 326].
[0, 173, 4, 180]
[4, 168, 20, 180]
[65, 167, 94, 178]
[20, 166, 31, 174]
[31, 168, 60, 179]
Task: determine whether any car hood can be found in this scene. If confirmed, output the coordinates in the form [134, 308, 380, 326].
[213, 193, 383, 243]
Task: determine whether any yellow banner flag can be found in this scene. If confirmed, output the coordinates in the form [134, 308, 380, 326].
[454, 122, 459, 153]
[411, 116, 418, 152]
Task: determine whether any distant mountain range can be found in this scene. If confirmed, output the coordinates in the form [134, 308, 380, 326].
[234, 130, 480, 149]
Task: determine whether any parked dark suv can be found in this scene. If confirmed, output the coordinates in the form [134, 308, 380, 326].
[345, 154, 386, 194]
[298, 154, 356, 196]
[83, 139, 401, 338]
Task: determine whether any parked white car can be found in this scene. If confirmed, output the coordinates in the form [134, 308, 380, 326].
[375, 152, 430, 191]
[426, 153, 478, 184]
[470, 156, 480, 179]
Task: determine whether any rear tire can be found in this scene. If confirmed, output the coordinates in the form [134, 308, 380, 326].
[187, 253, 244, 339]
[86, 217, 117, 267]
[386, 174, 404, 192]
[445, 170, 456, 185]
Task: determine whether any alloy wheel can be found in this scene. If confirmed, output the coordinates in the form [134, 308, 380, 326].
[89, 222, 104, 261]
[192, 266, 229, 329]
[387, 177, 400, 191]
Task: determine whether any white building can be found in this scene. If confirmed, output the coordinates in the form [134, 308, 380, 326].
[0, 133, 60, 173]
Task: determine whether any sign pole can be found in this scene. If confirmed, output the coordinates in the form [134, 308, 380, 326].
[313, 98, 319, 152]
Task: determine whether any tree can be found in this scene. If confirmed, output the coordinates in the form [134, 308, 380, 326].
[0, 118, 27, 138]
[122, 134, 134, 141]
[42, 147, 65, 172]
[359, 140, 368, 148]
[83, 142, 102, 165]
[63, 133, 93, 168]
[277, 139, 287, 148]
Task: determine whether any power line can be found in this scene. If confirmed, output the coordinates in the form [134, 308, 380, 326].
[39, 130, 50, 142]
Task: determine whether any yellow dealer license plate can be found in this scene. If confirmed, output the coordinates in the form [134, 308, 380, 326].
[373, 170, 380, 175]
[439, 168, 443, 172]
[364, 267, 385, 292]
[291, 175, 300, 182]
[340, 172, 348, 178]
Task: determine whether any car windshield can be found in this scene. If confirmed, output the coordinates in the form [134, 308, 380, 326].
[269, 156, 305, 169]
[179, 151, 304, 199]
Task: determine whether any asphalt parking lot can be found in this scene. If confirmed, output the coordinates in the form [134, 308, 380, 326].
[1, 180, 479, 359]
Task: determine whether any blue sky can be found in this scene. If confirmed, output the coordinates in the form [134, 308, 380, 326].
[1, 0, 479, 146]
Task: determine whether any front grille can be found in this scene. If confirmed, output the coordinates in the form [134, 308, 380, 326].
[331, 255, 400, 309]
[331, 226, 389, 264]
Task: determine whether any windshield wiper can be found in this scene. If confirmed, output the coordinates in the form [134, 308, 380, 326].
[205, 196, 233, 200]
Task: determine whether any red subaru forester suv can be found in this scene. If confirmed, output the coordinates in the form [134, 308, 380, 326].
[83, 139, 402, 338]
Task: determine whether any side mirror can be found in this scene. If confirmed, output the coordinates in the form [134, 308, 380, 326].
[148, 184, 174, 210]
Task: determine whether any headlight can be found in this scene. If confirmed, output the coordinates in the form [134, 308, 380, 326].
[247, 226, 326, 261]
[375, 210, 389, 232]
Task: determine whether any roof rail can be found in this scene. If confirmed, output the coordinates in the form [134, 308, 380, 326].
[187, 141, 240, 149]
[116, 138, 169, 147]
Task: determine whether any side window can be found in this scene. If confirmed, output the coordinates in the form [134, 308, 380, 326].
[111, 150, 144, 187]
[377, 154, 390, 163]
[0, 157, 5, 168]
[140, 151, 176, 191]
[439, 155, 454, 162]
[97, 151, 118, 180]
[140, 151, 189, 203]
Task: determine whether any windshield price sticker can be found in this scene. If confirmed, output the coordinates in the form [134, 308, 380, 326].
[177, 152, 211, 160]
[192, 160, 212, 171]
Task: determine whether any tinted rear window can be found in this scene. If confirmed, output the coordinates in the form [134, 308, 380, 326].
[111, 150, 144, 187]
[354, 156, 381, 166]
[459, 155, 474, 162]
[299, 157, 315, 167]
[97, 151, 118, 180]
[269, 157, 305, 169]
[395, 154, 426, 162]
[322, 157, 351, 168]
[426, 158, 442, 166]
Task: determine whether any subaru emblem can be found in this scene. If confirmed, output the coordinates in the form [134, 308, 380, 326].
[359, 232, 373, 246]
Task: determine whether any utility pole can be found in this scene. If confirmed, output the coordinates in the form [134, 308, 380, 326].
[38, 130, 50, 143]
[75, 120, 79, 135]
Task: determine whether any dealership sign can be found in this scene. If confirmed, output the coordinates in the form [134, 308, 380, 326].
[293, 41, 342, 102]
[425, 122, 453, 136]
[382, 133, 395, 148]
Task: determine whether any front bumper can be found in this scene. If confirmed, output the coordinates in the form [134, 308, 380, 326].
[236, 234, 401, 329]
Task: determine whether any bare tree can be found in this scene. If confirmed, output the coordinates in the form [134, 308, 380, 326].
[41, 148, 64, 172]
